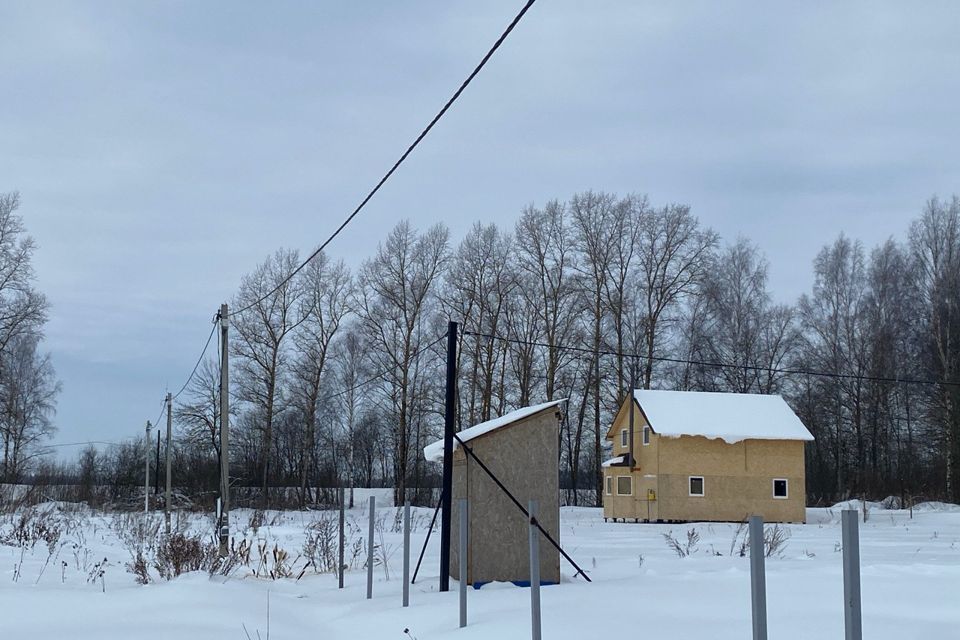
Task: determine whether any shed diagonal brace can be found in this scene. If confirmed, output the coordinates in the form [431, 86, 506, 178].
[453, 433, 592, 582]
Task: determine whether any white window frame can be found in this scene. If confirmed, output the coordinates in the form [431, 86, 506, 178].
[642, 426, 651, 446]
[616, 475, 632, 496]
[688, 475, 705, 497]
[605, 475, 613, 496]
[772, 478, 789, 500]
[620, 429, 628, 447]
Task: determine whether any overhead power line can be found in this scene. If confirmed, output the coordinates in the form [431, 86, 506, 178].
[232, 0, 539, 316]
[323, 332, 448, 402]
[45, 440, 126, 449]
[149, 317, 219, 427]
[462, 329, 960, 388]
[172, 320, 219, 401]
[152, 396, 168, 431]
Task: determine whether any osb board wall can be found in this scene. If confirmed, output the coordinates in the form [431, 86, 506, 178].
[451, 408, 561, 584]
[603, 396, 807, 523]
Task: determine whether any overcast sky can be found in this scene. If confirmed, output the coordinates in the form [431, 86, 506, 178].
[2, 1, 959, 453]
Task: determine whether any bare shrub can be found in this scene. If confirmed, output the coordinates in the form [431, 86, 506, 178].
[764, 524, 790, 557]
[0, 507, 63, 549]
[730, 521, 749, 557]
[374, 511, 397, 580]
[302, 512, 339, 573]
[663, 528, 700, 558]
[154, 533, 220, 580]
[129, 550, 151, 584]
[0, 507, 64, 583]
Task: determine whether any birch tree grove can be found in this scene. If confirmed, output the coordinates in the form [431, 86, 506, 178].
[52, 189, 960, 509]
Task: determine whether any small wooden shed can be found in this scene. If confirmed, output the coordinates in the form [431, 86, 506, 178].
[424, 400, 564, 586]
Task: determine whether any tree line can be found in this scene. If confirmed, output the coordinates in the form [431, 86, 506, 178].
[29, 191, 960, 508]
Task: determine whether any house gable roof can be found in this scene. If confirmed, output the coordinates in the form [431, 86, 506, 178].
[423, 399, 565, 463]
[632, 389, 814, 444]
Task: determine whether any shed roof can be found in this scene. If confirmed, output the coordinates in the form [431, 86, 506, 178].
[633, 389, 814, 444]
[423, 400, 565, 463]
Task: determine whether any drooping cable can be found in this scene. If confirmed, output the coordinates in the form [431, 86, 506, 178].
[231, 0, 538, 316]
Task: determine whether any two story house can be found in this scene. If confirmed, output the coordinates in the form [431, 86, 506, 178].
[602, 389, 814, 523]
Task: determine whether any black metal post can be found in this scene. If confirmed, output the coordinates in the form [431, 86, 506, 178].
[440, 320, 458, 592]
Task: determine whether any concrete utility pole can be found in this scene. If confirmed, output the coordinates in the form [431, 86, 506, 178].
[144, 421, 152, 513]
[218, 303, 230, 556]
[155, 430, 160, 494]
[165, 392, 173, 534]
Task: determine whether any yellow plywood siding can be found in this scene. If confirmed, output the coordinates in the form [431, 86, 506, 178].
[603, 396, 808, 523]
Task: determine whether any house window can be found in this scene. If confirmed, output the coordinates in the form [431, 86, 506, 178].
[773, 478, 788, 499]
[605, 476, 613, 495]
[689, 476, 705, 497]
[643, 426, 651, 445]
[616, 476, 632, 496]
[620, 429, 628, 447]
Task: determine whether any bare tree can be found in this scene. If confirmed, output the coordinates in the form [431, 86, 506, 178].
[515, 201, 580, 400]
[231, 249, 305, 506]
[798, 235, 869, 498]
[0, 335, 60, 482]
[290, 253, 352, 506]
[174, 358, 221, 465]
[910, 196, 960, 501]
[603, 194, 648, 398]
[444, 223, 516, 425]
[570, 190, 620, 503]
[636, 204, 717, 389]
[686, 238, 799, 394]
[358, 221, 448, 504]
[0, 193, 48, 355]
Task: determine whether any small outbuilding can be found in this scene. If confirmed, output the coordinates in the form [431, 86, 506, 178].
[424, 400, 564, 586]
[602, 390, 814, 524]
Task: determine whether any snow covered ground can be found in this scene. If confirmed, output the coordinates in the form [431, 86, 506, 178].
[1, 496, 957, 639]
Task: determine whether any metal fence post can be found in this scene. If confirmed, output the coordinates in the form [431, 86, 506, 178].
[367, 495, 375, 600]
[529, 500, 542, 640]
[403, 499, 411, 607]
[749, 515, 767, 640]
[842, 510, 862, 640]
[338, 487, 345, 589]
[459, 499, 468, 628]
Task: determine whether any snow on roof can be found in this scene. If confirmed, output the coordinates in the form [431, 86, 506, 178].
[601, 455, 625, 468]
[632, 389, 814, 444]
[423, 400, 565, 463]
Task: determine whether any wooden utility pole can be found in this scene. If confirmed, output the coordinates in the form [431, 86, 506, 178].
[218, 303, 230, 556]
[165, 392, 173, 534]
[144, 421, 151, 513]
